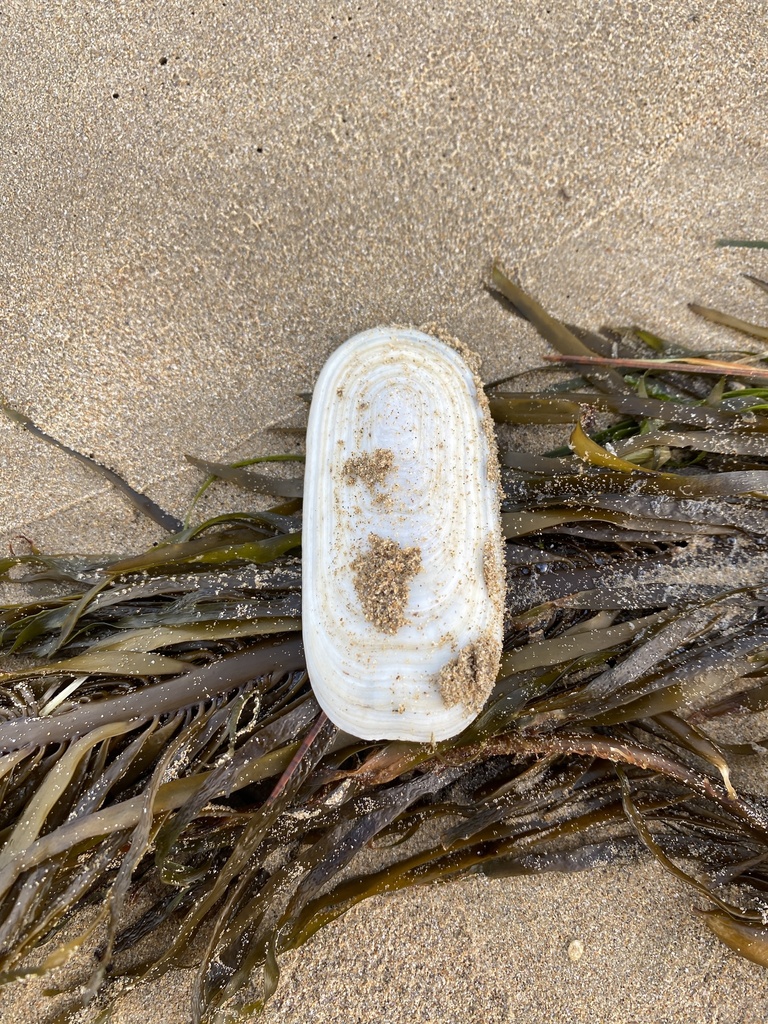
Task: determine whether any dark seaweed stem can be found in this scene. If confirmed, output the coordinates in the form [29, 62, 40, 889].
[542, 352, 768, 382]
[1, 267, 768, 1019]
[0, 638, 305, 752]
[446, 732, 768, 843]
[0, 403, 184, 534]
[716, 239, 768, 249]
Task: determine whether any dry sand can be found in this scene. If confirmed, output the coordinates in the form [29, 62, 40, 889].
[1, 1, 768, 1021]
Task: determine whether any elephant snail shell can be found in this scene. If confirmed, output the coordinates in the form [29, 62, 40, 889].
[302, 326, 505, 743]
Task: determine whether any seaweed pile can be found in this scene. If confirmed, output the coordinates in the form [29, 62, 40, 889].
[1, 261, 768, 1020]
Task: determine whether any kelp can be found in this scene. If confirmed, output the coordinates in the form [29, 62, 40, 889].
[1, 263, 768, 1021]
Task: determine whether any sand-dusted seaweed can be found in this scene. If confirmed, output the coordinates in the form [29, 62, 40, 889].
[1, 263, 768, 1020]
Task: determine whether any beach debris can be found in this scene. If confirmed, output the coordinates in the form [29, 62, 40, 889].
[0, 263, 767, 1019]
[567, 939, 585, 963]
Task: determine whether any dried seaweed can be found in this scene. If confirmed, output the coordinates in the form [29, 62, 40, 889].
[1, 264, 768, 1021]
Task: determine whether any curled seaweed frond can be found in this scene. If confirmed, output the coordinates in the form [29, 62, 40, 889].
[1, 267, 768, 1020]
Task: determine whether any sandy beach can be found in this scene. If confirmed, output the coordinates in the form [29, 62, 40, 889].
[2, 2, 768, 1021]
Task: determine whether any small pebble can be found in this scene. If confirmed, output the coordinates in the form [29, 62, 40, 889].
[567, 939, 585, 963]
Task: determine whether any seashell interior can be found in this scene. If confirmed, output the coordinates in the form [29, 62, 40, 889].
[302, 326, 504, 742]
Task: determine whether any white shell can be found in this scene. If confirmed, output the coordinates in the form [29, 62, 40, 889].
[303, 326, 504, 742]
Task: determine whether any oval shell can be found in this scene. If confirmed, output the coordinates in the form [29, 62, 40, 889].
[303, 326, 504, 742]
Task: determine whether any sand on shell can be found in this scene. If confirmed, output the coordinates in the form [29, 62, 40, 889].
[351, 532, 423, 633]
[1, 2, 768, 1022]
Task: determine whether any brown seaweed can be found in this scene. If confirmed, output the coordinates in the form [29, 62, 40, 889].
[0, 265, 768, 1020]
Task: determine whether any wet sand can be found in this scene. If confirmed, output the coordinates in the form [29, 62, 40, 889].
[1, 3, 768, 1021]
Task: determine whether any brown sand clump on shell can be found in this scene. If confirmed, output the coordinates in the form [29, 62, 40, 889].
[351, 532, 422, 633]
[435, 631, 501, 711]
[343, 448, 395, 490]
